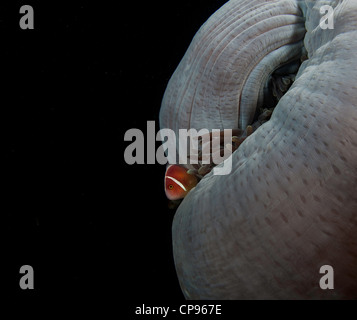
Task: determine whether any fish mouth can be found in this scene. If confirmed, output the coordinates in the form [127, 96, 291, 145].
[186, 55, 306, 180]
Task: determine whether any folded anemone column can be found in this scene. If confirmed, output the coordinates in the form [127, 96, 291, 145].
[160, 0, 357, 299]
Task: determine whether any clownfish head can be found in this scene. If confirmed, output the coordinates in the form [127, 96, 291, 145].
[164, 165, 198, 200]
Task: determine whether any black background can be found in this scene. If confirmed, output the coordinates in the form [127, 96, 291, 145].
[2, 0, 229, 306]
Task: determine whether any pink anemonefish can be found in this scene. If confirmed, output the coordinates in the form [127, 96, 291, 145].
[164, 165, 198, 200]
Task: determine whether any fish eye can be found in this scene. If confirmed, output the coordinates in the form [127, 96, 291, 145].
[169, 185, 174, 190]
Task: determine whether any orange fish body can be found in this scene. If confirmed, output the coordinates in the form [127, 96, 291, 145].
[164, 165, 198, 200]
